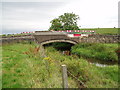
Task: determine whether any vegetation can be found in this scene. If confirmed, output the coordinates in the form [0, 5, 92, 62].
[2, 43, 77, 88]
[45, 47, 118, 88]
[49, 13, 80, 31]
[44, 42, 73, 51]
[71, 43, 118, 62]
[2, 43, 119, 88]
[0, 46, 2, 89]
[80, 28, 119, 35]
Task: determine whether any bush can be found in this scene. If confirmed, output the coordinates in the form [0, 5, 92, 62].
[71, 43, 118, 61]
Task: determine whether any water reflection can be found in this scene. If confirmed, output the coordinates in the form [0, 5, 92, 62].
[86, 58, 118, 67]
[89, 62, 108, 67]
[62, 50, 118, 67]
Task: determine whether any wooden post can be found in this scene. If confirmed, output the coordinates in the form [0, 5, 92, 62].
[61, 65, 68, 88]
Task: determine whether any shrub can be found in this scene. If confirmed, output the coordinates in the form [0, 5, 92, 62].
[71, 43, 118, 61]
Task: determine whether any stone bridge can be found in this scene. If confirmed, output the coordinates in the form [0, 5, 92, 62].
[1, 31, 119, 45]
[33, 31, 120, 45]
[33, 31, 79, 45]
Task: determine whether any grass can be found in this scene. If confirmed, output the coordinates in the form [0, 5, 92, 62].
[2, 43, 77, 88]
[0, 46, 2, 89]
[2, 43, 119, 88]
[71, 43, 118, 62]
[80, 28, 119, 35]
[45, 47, 118, 88]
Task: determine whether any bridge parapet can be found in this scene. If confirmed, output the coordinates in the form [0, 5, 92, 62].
[33, 31, 79, 45]
[35, 31, 66, 35]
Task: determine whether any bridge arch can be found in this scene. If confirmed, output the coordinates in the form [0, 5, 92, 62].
[40, 39, 78, 46]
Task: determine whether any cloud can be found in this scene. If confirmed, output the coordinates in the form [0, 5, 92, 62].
[2, 2, 66, 34]
[1, 0, 119, 34]
[54, 0, 118, 28]
[1, 0, 69, 2]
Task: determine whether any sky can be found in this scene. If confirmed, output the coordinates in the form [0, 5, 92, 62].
[1, 0, 119, 34]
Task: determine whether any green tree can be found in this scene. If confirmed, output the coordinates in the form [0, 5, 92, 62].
[49, 13, 80, 31]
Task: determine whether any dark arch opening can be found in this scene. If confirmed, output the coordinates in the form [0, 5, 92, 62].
[43, 42, 75, 51]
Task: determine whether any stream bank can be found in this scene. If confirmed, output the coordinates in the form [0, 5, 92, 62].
[44, 42, 118, 67]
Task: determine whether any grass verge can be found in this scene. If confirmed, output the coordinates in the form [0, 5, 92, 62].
[71, 43, 118, 62]
[45, 47, 118, 88]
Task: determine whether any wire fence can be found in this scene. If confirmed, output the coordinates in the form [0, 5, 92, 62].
[42, 57, 87, 88]
[37, 46, 87, 88]
[67, 70, 87, 88]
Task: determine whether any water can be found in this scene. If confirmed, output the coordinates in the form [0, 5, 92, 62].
[61, 51, 118, 67]
[84, 58, 118, 67]
[89, 62, 108, 67]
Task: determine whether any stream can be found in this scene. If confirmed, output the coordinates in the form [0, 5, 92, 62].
[61, 50, 118, 67]
[44, 42, 118, 67]
[86, 58, 118, 67]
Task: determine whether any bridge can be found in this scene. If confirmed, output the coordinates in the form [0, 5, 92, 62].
[33, 31, 80, 45]
[33, 31, 120, 45]
[1, 31, 119, 45]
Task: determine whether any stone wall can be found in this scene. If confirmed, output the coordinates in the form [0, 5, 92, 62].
[1, 36, 35, 45]
[79, 35, 120, 43]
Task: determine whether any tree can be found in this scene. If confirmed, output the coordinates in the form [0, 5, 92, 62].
[49, 13, 80, 31]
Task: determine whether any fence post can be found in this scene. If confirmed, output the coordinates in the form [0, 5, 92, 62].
[61, 65, 68, 88]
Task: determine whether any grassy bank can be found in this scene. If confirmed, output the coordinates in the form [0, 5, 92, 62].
[2, 43, 119, 88]
[71, 43, 118, 62]
[2, 43, 77, 88]
[80, 28, 119, 35]
[45, 47, 118, 88]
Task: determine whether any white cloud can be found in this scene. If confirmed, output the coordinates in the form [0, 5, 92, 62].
[1, 0, 119, 34]
[54, 0, 119, 28]
[1, 0, 69, 2]
[2, 2, 66, 33]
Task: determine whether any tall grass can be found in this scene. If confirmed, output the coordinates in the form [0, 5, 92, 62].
[2, 43, 77, 88]
[71, 43, 118, 62]
[2, 43, 118, 88]
[0, 46, 2, 89]
[45, 47, 118, 88]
